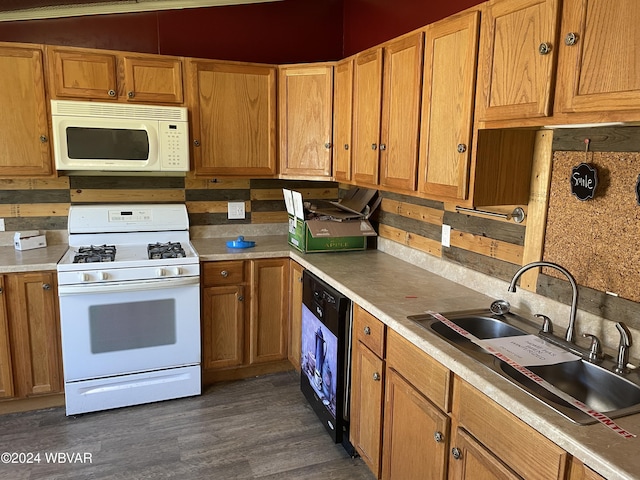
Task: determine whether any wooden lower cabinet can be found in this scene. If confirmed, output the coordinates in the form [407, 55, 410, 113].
[449, 427, 520, 480]
[288, 260, 304, 370]
[3, 272, 62, 400]
[201, 258, 291, 383]
[0, 276, 13, 399]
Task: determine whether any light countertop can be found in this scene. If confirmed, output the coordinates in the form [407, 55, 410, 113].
[0, 244, 68, 273]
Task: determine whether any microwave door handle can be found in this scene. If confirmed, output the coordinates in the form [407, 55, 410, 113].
[58, 276, 199, 296]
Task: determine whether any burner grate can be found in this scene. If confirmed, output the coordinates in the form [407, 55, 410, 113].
[148, 242, 186, 259]
[73, 245, 117, 263]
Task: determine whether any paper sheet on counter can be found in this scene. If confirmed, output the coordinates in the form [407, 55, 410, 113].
[477, 335, 580, 367]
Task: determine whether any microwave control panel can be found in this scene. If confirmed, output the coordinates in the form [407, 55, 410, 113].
[159, 121, 190, 171]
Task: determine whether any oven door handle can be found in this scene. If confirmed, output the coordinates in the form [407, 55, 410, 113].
[58, 276, 199, 296]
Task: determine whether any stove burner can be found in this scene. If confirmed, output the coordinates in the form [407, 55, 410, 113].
[73, 245, 117, 263]
[148, 242, 186, 259]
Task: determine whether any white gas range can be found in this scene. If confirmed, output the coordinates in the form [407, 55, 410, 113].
[57, 204, 201, 416]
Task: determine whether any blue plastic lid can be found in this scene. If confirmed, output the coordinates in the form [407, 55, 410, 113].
[226, 235, 255, 249]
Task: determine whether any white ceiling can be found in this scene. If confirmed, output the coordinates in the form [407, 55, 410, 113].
[0, 0, 281, 22]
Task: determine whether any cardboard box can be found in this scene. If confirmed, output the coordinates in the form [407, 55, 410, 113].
[283, 188, 378, 253]
[14, 232, 47, 251]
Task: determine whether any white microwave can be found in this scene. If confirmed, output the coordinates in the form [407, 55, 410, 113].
[51, 100, 190, 173]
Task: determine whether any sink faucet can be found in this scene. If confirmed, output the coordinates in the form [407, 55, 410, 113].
[614, 322, 632, 374]
[507, 261, 579, 343]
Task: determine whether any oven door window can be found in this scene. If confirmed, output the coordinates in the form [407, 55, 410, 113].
[89, 299, 175, 353]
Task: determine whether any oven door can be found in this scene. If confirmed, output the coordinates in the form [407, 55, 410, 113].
[58, 276, 200, 382]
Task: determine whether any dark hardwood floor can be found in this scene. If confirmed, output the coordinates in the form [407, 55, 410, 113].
[0, 371, 374, 479]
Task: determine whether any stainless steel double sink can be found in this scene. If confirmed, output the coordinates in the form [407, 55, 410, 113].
[407, 309, 640, 424]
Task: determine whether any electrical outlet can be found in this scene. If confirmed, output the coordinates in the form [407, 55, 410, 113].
[441, 224, 451, 247]
[0, 219, 4, 231]
[227, 201, 246, 220]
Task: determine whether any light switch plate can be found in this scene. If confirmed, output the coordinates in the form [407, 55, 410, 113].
[441, 224, 451, 247]
[227, 201, 246, 220]
[0, 219, 4, 231]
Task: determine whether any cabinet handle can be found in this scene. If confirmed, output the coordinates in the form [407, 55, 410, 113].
[344, 144, 349, 150]
[108, 89, 116, 97]
[538, 42, 552, 55]
[363, 326, 371, 335]
[372, 372, 381, 381]
[379, 144, 387, 151]
[193, 140, 201, 147]
[127, 91, 135, 98]
[42, 283, 51, 290]
[324, 142, 332, 149]
[371, 143, 377, 150]
[451, 447, 462, 460]
[220, 270, 229, 278]
[434, 431, 444, 443]
[40, 135, 48, 143]
[0, 287, 3, 294]
[238, 295, 244, 302]
[457, 143, 467, 153]
[565, 32, 578, 46]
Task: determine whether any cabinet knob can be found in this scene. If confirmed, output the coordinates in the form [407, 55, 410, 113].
[0, 287, 3, 294]
[538, 42, 552, 55]
[371, 143, 377, 150]
[457, 143, 467, 153]
[363, 326, 371, 335]
[127, 91, 135, 98]
[40, 135, 48, 143]
[108, 89, 116, 97]
[451, 447, 462, 460]
[344, 144, 349, 150]
[565, 32, 578, 46]
[379, 143, 387, 151]
[372, 372, 381, 381]
[220, 270, 229, 278]
[42, 283, 51, 290]
[434, 431, 444, 443]
[238, 295, 244, 302]
[193, 140, 201, 147]
[324, 142, 332, 149]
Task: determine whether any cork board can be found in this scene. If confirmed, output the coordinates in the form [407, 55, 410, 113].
[543, 152, 640, 302]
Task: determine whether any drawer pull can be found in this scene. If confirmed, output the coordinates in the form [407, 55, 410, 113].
[220, 270, 229, 278]
[364, 326, 371, 335]
[452, 447, 462, 460]
[372, 372, 381, 381]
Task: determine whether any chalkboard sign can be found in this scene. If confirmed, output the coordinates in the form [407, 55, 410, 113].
[571, 163, 598, 201]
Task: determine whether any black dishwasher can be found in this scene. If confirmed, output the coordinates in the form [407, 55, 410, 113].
[300, 270, 354, 455]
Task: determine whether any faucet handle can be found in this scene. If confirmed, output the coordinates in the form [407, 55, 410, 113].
[535, 314, 553, 334]
[582, 333, 604, 362]
[614, 322, 632, 374]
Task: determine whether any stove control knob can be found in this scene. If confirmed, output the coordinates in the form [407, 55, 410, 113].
[171, 267, 182, 276]
[78, 273, 90, 282]
[98, 272, 109, 281]
[156, 268, 166, 277]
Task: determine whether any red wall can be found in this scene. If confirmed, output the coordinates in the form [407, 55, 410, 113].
[0, 0, 483, 62]
[343, 0, 484, 56]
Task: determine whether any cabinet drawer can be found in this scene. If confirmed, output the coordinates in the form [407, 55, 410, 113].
[452, 376, 568, 480]
[354, 304, 385, 358]
[386, 328, 450, 412]
[202, 261, 245, 286]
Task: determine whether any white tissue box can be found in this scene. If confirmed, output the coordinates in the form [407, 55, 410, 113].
[14, 232, 47, 251]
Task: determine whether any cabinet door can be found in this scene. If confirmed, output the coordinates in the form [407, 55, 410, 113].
[350, 340, 385, 477]
[352, 48, 383, 186]
[0, 276, 14, 399]
[476, 0, 560, 121]
[419, 11, 480, 201]
[47, 46, 118, 100]
[555, 0, 640, 113]
[6, 272, 62, 397]
[123, 55, 184, 104]
[202, 285, 245, 369]
[381, 368, 449, 480]
[249, 259, 289, 364]
[187, 59, 277, 176]
[449, 428, 521, 480]
[279, 65, 333, 178]
[0, 44, 52, 177]
[288, 261, 304, 370]
[379, 33, 423, 192]
[333, 58, 354, 183]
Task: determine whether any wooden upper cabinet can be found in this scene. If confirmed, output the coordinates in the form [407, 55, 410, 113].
[0, 43, 52, 177]
[187, 59, 277, 177]
[333, 57, 354, 183]
[47, 46, 183, 103]
[555, 0, 640, 114]
[279, 64, 334, 178]
[419, 11, 480, 201]
[352, 48, 383, 186]
[379, 32, 424, 192]
[0, 276, 13, 399]
[476, 0, 561, 122]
